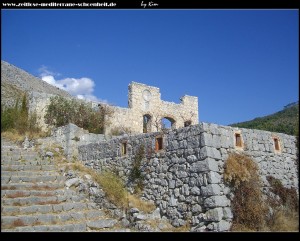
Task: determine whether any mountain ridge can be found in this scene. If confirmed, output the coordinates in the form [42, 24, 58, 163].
[229, 102, 299, 136]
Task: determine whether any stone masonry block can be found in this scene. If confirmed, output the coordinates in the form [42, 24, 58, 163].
[201, 184, 221, 196]
[204, 196, 230, 208]
[205, 207, 224, 221]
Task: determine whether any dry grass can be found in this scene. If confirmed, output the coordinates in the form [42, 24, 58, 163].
[224, 152, 259, 188]
[1, 186, 17, 190]
[224, 152, 268, 230]
[68, 161, 156, 213]
[225, 153, 299, 232]
[159, 221, 191, 232]
[268, 209, 299, 231]
[127, 194, 156, 213]
[2, 130, 50, 143]
[1, 130, 26, 143]
[231, 223, 258, 232]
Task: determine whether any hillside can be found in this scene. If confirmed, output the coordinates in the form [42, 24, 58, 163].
[229, 102, 299, 136]
[1, 60, 71, 108]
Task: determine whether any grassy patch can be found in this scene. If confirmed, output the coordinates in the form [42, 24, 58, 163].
[127, 194, 155, 213]
[68, 161, 156, 213]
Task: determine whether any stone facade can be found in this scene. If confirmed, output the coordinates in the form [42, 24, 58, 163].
[105, 82, 199, 135]
[78, 122, 298, 231]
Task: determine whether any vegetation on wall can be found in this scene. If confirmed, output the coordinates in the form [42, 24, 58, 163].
[224, 152, 267, 230]
[224, 152, 299, 231]
[129, 144, 145, 193]
[230, 102, 299, 136]
[44, 96, 113, 134]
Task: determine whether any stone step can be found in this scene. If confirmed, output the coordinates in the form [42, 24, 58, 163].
[1, 209, 107, 230]
[1, 159, 55, 166]
[1, 222, 88, 232]
[1, 175, 65, 184]
[1, 156, 42, 163]
[1, 182, 65, 191]
[1, 164, 57, 171]
[2, 195, 61, 206]
[1, 192, 87, 206]
[1, 150, 40, 158]
[1, 202, 97, 216]
[2, 170, 60, 177]
[1, 188, 77, 199]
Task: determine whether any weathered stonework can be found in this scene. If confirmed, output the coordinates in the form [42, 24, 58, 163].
[28, 82, 199, 135]
[78, 122, 298, 231]
[28, 92, 55, 131]
[105, 82, 199, 135]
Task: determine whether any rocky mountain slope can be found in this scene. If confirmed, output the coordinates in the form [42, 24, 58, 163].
[1, 60, 71, 108]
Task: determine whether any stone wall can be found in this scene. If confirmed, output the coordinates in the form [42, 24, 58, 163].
[28, 92, 54, 132]
[105, 82, 199, 135]
[35, 123, 107, 158]
[78, 122, 298, 231]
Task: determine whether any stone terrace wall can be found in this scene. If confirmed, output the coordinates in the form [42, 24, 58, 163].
[201, 122, 298, 191]
[78, 122, 298, 231]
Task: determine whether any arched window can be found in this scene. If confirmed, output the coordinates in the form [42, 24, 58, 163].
[161, 117, 176, 130]
[184, 120, 192, 127]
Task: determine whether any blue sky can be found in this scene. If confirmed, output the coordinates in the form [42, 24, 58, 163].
[2, 10, 299, 125]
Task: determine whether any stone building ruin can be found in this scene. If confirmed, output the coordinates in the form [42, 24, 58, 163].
[105, 82, 199, 135]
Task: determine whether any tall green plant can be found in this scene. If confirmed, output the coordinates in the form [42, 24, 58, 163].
[1, 94, 40, 135]
[129, 144, 145, 193]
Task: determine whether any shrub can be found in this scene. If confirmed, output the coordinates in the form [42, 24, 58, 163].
[266, 176, 299, 212]
[224, 152, 268, 230]
[1, 94, 42, 136]
[129, 144, 145, 193]
[45, 96, 113, 134]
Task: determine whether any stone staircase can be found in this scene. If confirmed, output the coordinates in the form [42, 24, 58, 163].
[1, 138, 131, 232]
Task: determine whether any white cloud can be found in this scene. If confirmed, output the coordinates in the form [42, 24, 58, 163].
[38, 65, 60, 77]
[39, 66, 107, 103]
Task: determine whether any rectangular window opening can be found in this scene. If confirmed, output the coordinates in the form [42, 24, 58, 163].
[155, 137, 163, 151]
[274, 138, 280, 151]
[121, 142, 127, 155]
[235, 133, 242, 147]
